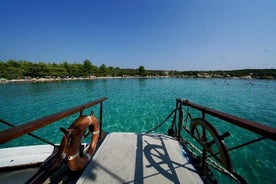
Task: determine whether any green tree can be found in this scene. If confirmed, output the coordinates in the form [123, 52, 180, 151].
[138, 65, 146, 76]
[48, 63, 67, 77]
[83, 59, 92, 76]
[70, 63, 82, 77]
[0, 61, 8, 78]
[99, 64, 107, 76]
[7, 60, 20, 68]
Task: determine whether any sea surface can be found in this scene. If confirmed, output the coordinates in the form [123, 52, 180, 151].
[0, 78, 275, 183]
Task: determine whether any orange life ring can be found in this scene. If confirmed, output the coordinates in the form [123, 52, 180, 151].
[63, 115, 100, 171]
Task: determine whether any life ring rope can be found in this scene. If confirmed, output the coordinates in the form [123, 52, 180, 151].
[61, 115, 100, 171]
[68, 151, 80, 161]
[92, 130, 100, 135]
[87, 116, 92, 124]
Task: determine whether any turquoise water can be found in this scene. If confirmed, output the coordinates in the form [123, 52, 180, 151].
[0, 78, 275, 183]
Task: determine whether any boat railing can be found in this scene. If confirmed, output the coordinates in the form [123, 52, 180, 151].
[0, 97, 107, 145]
[168, 98, 276, 183]
[176, 98, 275, 140]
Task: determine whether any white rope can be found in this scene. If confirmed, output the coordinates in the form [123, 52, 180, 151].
[93, 130, 100, 135]
[87, 116, 92, 124]
[68, 151, 79, 160]
[87, 115, 100, 134]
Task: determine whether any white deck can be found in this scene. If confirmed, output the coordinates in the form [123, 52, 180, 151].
[0, 144, 54, 184]
[77, 132, 203, 184]
[0, 144, 54, 168]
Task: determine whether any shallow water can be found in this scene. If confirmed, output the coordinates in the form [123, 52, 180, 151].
[0, 78, 275, 183]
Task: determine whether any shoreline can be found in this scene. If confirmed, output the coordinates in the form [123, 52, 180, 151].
[0, 75, 275, 84]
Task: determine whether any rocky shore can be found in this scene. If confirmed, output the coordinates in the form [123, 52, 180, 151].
[1, 74, 275, 84]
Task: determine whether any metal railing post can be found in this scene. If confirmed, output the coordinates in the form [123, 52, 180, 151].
[177, 103, 183, 141]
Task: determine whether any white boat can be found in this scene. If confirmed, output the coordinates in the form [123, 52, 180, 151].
[0, 97, 275, 183]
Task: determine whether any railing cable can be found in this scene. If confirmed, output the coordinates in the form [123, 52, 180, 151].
[207, 136, 267, 159]
[0, 97, 107, 144]
[0, 119, 57, 147]
[146, 109, 176, 133]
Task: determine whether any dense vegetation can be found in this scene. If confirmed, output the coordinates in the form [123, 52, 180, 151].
[0, 60, 275, 80]
[0, 60, 151, 79]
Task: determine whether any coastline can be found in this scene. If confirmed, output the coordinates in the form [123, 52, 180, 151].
[0, 74, 275, 84]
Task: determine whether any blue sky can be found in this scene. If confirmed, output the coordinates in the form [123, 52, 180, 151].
[0, 0, 275, 70]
